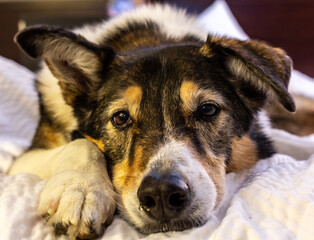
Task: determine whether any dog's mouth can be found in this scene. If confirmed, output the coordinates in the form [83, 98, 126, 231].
[133, 215, 207, 234]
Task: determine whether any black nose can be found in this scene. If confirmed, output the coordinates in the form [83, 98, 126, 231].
[137, 173, 190, 220]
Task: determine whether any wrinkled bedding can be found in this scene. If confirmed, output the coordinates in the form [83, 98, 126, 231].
[1, 154, 314, 240]
[1, 1, 314, 239]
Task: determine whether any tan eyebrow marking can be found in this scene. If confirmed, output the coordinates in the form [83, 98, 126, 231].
[124, 85, 143, 120]
[180, 81, 225, 115]
[107, 85, 143, 120]
[180, 81, 199, 113]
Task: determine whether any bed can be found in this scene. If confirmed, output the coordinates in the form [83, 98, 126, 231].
[1, 1, 314, 239]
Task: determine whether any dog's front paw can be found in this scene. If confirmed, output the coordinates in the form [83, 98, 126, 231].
[38, 170, 116, 239]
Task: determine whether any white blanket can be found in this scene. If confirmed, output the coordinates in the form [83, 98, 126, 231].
[1, 1, 314, 239]
[1, 154, 314, 240]
[0, 56, 39, 174]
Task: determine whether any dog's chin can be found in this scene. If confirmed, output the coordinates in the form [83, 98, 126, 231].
[132, 216, 208, 234]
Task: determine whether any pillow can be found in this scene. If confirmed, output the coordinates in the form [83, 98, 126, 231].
[197, 0, 248, 40]
[0, 56, 39, 173]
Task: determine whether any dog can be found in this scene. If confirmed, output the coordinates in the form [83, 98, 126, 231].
[9, 4, 295, 239]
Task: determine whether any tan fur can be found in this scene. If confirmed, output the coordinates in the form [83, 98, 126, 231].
[180, 81, 225, 115]
[84, 135, 105, 152]
[124, 86, 143, 120]
[107, 85, 143, 122]
[207, 165, 225, 208]
[199, 39, 214, 57]
[227, 135, 259, 173]
[113, 145, 145, 195]
[180, 81, 200, 114]
[58, 79, 77, 106]
[32, 123, 68, 149]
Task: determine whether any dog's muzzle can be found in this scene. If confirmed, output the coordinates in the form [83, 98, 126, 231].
[122, 141, 217, 233]
[137, 172, 191, 220]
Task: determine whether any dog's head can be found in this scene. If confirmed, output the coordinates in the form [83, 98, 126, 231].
[15, 26, 295, 233]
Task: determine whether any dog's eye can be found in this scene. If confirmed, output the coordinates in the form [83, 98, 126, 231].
[112, 111, 132, 127]
[199, 102, 220, 117]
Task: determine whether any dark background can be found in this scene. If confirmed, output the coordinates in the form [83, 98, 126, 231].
[0, 0, 313, 77]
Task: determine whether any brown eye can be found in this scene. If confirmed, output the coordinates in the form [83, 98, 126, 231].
[199, 102, 220, 117]
[112, 111, 132, 127]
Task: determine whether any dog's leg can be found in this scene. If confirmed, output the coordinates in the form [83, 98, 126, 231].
[9, 139, 116, 239]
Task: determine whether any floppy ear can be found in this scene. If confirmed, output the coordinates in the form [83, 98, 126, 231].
[201, 35, 295, 113]
[14, 25, 115, 107]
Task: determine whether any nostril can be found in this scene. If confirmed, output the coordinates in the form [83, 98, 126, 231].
[168, 192, 188, 209]
[142, 196, 156, 209]
[137, 175, 159, 213]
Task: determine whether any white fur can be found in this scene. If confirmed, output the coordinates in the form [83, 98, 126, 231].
[37, 66, 77, 132]
[75, 4, 207, 44]
[256, 110, 272, 138]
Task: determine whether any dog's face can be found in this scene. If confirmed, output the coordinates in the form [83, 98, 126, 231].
[16, 26, 295, 233]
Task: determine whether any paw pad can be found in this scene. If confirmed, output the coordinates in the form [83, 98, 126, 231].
[52, 222, 69, 235]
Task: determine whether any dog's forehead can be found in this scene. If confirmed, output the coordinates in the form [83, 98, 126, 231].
[108, 44, 225, 102]
[98, 44, 235, 132]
